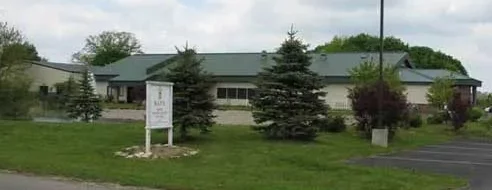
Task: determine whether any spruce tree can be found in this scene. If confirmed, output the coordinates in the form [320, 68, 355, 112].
[251, 27, 328, 141]
[161, 44, 216, 140]
[67, 67, 102, 122]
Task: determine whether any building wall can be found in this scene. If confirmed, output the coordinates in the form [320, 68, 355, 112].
[322, 84, 353, 110]
[209, 83, 355, 109]
[405, 85, 430, 105]
[116, 86, 127, 102]
[208, 82, 434, 110]
[26, 63, 80, 92]
[95, 81, 108, 97]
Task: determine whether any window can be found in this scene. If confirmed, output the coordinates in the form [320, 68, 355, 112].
[56, 86, 63, 95]
[227, 88, 237, 99]
[39, 86, 49, 96]
[217, 88, 227, 99]
[247, 89, 256, 99]
[217, 88, 258, 100]
[237, 88, 247, 99]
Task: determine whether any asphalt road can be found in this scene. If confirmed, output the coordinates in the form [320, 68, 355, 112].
[0, 172, 158, 190]
[351, 139, 492, 190]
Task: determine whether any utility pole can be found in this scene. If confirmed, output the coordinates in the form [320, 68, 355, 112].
[378, 0, 385, 129]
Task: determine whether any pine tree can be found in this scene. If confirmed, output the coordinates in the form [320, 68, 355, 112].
[251, 27, 328, 141]
[161, 44, 216, 140]
[67, 67, 102, 122]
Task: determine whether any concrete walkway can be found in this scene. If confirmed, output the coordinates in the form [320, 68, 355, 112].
[0, 172, 159, 190]
[351, 139, 492, 190]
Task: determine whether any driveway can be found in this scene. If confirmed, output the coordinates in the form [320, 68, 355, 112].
[101, 109, 257, 125]
[351, 139, 492, 190]
[0, 172, 159, 190]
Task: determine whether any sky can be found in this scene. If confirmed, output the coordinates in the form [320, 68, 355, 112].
[1, 0, 491, 91]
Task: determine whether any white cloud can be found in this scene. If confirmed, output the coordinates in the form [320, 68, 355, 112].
[1, 0, 491, 91]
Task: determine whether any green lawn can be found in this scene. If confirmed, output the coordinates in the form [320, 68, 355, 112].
[0, 121, 470, 190]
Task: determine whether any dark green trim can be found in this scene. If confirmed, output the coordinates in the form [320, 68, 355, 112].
[95, 75, 117, 81]
[212, 76, 256, 83]
[109, 81, 145, 86]
[454, 79, 482, 87]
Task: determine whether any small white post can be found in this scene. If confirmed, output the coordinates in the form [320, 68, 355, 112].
[145, 128, 151, 154]
[168, 128, 173, 146]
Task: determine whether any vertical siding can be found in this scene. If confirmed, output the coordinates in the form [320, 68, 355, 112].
[405, 85, 430, 104]
[322, 84, 353, 110]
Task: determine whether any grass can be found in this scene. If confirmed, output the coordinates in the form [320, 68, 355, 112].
[0, 121, 469, 190]
[457, 121, 492, 139]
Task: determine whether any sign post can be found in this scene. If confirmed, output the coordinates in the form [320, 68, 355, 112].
[145, 81, 174, 154]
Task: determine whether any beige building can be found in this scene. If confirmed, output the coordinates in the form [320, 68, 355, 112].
[26, 61, 88, 95]
[91, 52, 482, 109]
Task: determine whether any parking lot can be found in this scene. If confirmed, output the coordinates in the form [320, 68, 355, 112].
[352, 139, 492, 190]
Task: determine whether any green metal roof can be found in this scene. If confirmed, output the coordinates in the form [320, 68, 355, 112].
[30, 61, 86, 73]
[99, 52, 411, 82]
[399, 69, 435, 83]
[411, 69, 482, 87]
[93, 54, 175, 81]
[196, 52, 410, 77]
[97, 52, 481, 87]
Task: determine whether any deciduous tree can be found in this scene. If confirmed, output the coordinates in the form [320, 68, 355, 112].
[426, 76, 454, 111]
[0, 22, 40, 119]
[314, 33, 467, 75]
[348, 81, 407, 139]
[348, 62, 408, 139]
[448, 89, 469, 131]
[73, 31, 143, 66]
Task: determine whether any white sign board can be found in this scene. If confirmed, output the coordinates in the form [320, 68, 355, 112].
[146, 81, 173, 129]
[145, 81, 174, 153]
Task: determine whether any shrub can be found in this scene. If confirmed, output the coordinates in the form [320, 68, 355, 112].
[448, 89, 469, 131]
[467, 107, 484, 122]
[0, 77, 35, 120]
[348, 81, 408, 140]
[316, 116, 347, 133]
[480, 117, 492, 131]
[105, 95, 114, 103]
[427, 114, 444, 124]
[329, 116, 347, 133]
[408, 114, 423, 128]
[426, 76, 454, 111]
[426, 111, 450, 125]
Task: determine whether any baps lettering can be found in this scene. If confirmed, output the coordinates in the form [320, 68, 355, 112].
[154, 100, 166, 106]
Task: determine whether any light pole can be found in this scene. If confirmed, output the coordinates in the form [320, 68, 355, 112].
[377, 0, 384, 130]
